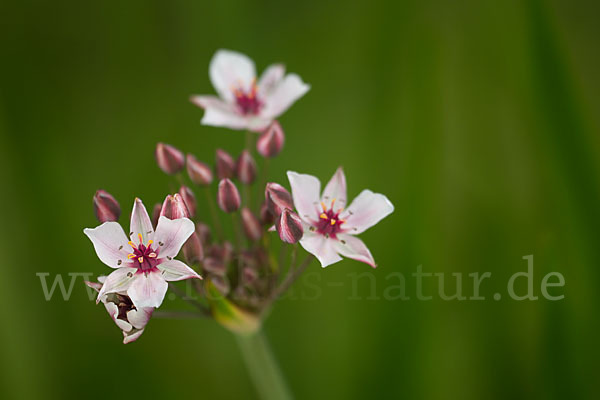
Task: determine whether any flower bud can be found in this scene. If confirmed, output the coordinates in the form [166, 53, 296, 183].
[160, 193, 191, 219]
[256, 120, 285, 158]
[155, 143, 184, 175]
[242, 267, 258, 285]
[235, 150, 257, 184]
[186, 154, 213, 185]
[241, 207, 262, 241]
[183, 232, 204, 265]
[217, 179, 241, 213]
[276, 209, 304, 244]
[179, 186, 197, 218]
[215, 149, 235, 180]
[93, 190, 121, 223]
[265, 182, 293, 217]
[151, 203, 162, 228]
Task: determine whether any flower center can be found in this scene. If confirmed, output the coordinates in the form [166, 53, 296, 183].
[127, 233, 160, 272]
[314, 199, 345, 238]
[232, 79, 262, 116]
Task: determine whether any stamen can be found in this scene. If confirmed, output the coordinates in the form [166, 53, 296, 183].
[320, 213, 328, 220]
[148, 252, 157, 258]
[331, 198, 336, 208]
[138, 233, 143, 243]
[138, 257, 144, 263]
[331, 219, 337, 225]
[147, 239, 153, 245]
[127, 254, 136, 259]
[321, 202, 327, 211]
[128, 241, 136, 249]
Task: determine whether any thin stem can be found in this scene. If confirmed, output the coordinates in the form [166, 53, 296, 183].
[204, 186, 224, 241]
[168, 283, 211, 316]
[236, 330, 293, 400]
[154, 310, 207, 319]
[268, 254, 313, 304]
[255, 157, 270, 212]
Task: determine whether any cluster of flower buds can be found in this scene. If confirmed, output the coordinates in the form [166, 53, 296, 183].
[264, 182, 303, 244]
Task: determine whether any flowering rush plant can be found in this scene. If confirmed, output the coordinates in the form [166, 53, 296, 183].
[84, 49, 394, 399]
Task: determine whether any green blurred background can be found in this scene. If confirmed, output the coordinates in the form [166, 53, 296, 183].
[1, 0, 599, 398]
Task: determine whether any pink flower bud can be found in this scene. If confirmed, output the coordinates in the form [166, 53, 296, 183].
[160, 193, 191, 219]
[179, 186, 197, 218]
[151, 203, 162, 228]
[276, 209, 304, 244]
[235, 150, 257, 184]
[256, 120, 285, 158]
[265, 182, 293, 217]
[217, 179, 241, 213]
[186, 154, 213, 185]
[93, 190, 121, 223]
[215, 149, 235, 180]
[183, 232, 204, 265]
[241, 207, 262, 241]
[155, 142, 184, 175]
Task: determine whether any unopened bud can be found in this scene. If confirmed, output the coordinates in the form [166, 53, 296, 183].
[93, 190, 121, 223]
[256, 120, 285, 158]
[235, 150, 257, 184]
[276, 209, 304, 244]
[183, 232, 204, 265]
[160, 194, 191, 219]
[217, 179, 241, 213]
[186, 154, 213, 185]
[155, 143, 184, 175]
[215, 149, 235, 180]
[151, 203, 162, 228]
[265, 182, 293, 217]
[179, 186, 197, 217]
[241, 207, 262, 241]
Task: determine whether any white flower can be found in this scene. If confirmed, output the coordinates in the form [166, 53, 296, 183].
[287, 168, 394, 268]
[84, 198, 201, 309]
[191, 49, 310, 131]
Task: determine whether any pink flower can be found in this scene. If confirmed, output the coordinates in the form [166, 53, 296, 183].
[287, 168, 394, 268]
[86, 277, 153, 344]
[84, 198, 202, 309]
[190, 49, 310, 131]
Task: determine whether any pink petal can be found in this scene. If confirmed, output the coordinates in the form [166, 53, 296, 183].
[299, 231, 342, 268]
[96, 267, 137, 302]
[333, 234, 376, 268]
[258, 63, 285, 97]
[209, 49, 256, 103]
[83, 222, 131, 269]
[104, 302, 133, 332]
[287, 171, 321, 224]
[126, 307, 153, 330]
[130, 198, 154, 243]
[261, 74, 310, 119]
[154, 216, 195, 259]
[123, 329, 145, 344]
[341, 190, 394, 235]
[127, 271, 168, 309]
[321, 167, 347, 206]
[158, 259, 202, 282]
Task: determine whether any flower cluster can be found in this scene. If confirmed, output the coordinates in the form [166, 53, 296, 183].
[84, 50, 393, 343]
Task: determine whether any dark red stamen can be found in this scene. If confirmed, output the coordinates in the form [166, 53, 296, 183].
[315, 209, 345, 239]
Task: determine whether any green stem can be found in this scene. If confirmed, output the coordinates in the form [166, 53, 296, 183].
[236, 330, 293, 400]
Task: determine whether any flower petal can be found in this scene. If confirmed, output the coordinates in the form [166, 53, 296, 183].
[321, 167, 347, 207]
[333, 234, 376, 267]
[130, 198, 154, 243]
[287, 171, 321, 224]
[104, 302, 133, 332]
[341, 190, 394, 235]
[258, 63, 285, 97]
[158, 259, 202, 281]
[299, 231, 342, 268]
[261, 74, 310, 119]
[209, 49, 256, 103]
[190, 95, 250, 130]
[126, 307, 153, 330]
[83, 222, 131, 269]
[154, 216, 195, 259]
[123, 329, 145, 344]
[97, 267, 137, 303]
[127, 271, 168, 309]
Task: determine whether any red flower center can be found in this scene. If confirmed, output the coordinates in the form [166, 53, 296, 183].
[315, 199, 345, 239]
[127, 234, 160, 272]
[233, 79, 262, 116]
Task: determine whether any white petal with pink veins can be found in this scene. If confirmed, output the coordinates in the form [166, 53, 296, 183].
[210, 49, 256, 103]
[287, 171, 321, 224]
[126, 307, 153, 330]
[341, 190, 394, 235]
[258, 63, 285, 97]
[261, 74, 310, 119]
[153, 216, 195, 259]
[97, 267, 137, 302]
[83, 222, 131, 269]
[158, 259, 202, 281]
[333, 234, 376, 268]
[191, 95, 250, 129]
[299, 231, 342, 268]
[104, 302, 133, 332]
[127, 271, 168, 308]
[130, 198, 154, 243]
[322, 167, 347, 206]
[123, 329, 145, 344]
